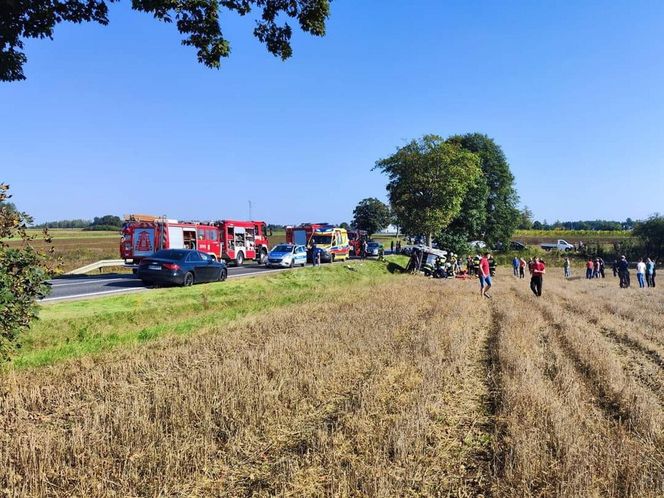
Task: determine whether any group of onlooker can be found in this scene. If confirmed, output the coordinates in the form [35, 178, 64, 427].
[608, 256, 657, 289]
[511, 256, 546, 296]
[511, 256, 527, 279]
[584, 257, 606, 279]
[635, 257, 656, 288]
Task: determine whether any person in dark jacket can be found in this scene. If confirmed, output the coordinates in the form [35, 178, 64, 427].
[618, 255, 630, 288]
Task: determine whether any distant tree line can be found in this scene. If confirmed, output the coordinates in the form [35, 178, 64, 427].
[517, 208, 636, 231]
[35, 215, 123, 231]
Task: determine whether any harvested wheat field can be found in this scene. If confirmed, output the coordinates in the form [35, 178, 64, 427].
[1, 263, 663, 497]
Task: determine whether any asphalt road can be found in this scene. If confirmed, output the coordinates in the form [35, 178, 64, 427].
[42, 263, 300, 303]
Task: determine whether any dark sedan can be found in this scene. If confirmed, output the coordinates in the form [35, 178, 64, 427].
[137, 249, 227, 287]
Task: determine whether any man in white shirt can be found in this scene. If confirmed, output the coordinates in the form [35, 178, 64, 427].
[636, 258, 647, 288]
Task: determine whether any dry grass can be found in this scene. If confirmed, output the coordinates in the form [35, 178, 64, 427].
[1, 267, 663, 496]
[6, 236, 119, 273]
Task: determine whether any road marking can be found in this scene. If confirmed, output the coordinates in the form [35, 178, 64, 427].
[42, 261, 353, 303]
[41, 287, 147, 302]
[49, 278, 136, 287]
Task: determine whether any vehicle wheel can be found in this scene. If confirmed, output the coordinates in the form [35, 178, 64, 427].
[183, 272, 194, 287]
[330, 254, 335, 263]
[141, 279, 153, 286]
[236, 252, 244, 266]
[259, 249, 267, 264]
[218, 268, 227, 282]
[301, 262, 305, 267]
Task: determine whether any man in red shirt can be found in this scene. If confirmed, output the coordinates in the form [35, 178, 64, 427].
[530, 257, 546, 296]
[479, 252, 492, 298]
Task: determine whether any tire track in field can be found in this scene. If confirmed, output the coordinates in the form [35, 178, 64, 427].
[551, 287, 664, 367]
[546, 289, 664, 406]
[526, 293, 663, 449]
[502, 277, 664, 495]
[483, 299, 505, 494]
[512, 282, 643, 429]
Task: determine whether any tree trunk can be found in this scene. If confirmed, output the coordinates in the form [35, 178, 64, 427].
[427, 233, 432, 247]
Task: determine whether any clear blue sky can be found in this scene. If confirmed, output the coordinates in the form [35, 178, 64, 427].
[2, 0, 663, 225]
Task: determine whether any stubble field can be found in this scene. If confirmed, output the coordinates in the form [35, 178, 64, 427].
[1, 263, 662, 496]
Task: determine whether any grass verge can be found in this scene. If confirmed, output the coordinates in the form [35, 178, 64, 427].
[14, 257, 408, 370]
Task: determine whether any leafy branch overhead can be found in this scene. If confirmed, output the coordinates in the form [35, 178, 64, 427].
[0, 0, 331, 81]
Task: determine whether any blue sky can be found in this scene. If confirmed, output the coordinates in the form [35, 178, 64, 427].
[2, 0, 663, 225]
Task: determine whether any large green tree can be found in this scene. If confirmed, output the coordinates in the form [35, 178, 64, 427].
[1, 0, 331, 81]
[633, 214, 664, 259]
[447, 133, 520, 248]
[0, 184, 53, 363]
[351, 197, 391, 236]
[374, 135, 481, 246]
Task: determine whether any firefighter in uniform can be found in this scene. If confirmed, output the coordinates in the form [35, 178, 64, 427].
[489, 255, 497, 277]
[473, 254, 481, 277]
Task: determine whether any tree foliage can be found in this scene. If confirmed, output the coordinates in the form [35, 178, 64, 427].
[1, 0, 331, 81]
[447, 133, 520, 248]
[633, 214, 664, 259]
[374, 135, 481, 245]
[528, 219, 630, 231]
[351, 198, 390, 236]
[91, 214, 122, 228]
[0, 184, 53, 363]
[517, 206, 534, 230]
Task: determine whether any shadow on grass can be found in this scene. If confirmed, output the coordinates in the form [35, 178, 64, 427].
[387, 261, 406, 274]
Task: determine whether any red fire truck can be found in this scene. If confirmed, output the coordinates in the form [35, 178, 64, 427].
[285, 222, 329, 247]
[121, 215, 269, 265]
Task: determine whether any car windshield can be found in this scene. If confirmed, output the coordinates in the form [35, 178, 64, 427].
[272, 244, 292, 252]
[153, 249, 187, 260]
[311, 235, 332, 244]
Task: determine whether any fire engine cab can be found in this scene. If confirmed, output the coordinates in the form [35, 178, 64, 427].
[121, 215, 269, 266]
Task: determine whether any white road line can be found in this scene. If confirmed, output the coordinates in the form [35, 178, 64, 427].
[42, 262, 335, 303]
[41, 287, 147, 302]
[227, 268, 289, 278]
[49, 278, 135, 287]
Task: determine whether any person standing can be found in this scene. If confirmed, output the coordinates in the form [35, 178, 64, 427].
[479, 252, 492, 299]
[519, 257, 526, 279]
[390, 240, 394, 253]
[646, 258, 655, 287]
[618, 255, 630, 288]
[489, 255, 497, 276]
[512, 256, 520, 277]
[636, 258, 646, 288]
[473, 254, 481, 277]
[530, 257, 546, 296]
[599, 257, 605, 278]
[563, 257, 571, 278]
[586, 258, 594, 279]
[361, 239, 367, 260]
[310, 240, 319, 266]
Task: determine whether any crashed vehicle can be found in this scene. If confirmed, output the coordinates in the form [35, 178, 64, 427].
[406, 246, 450, 276]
